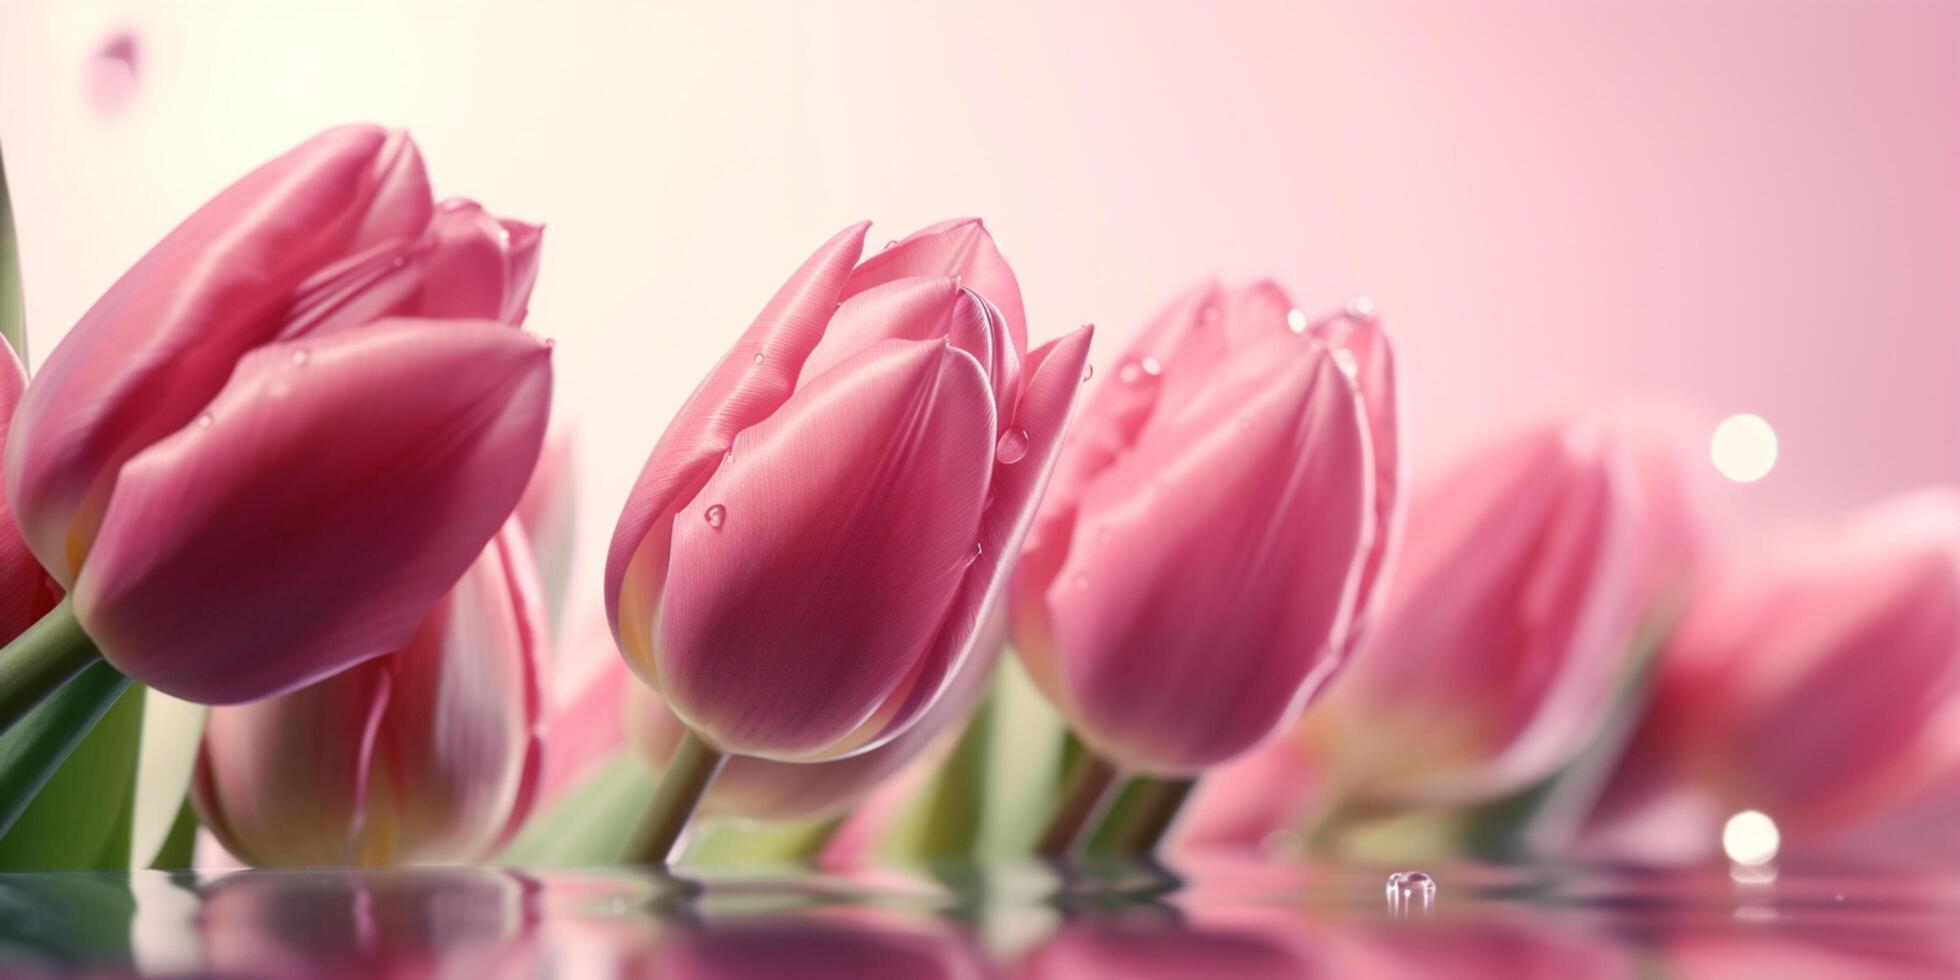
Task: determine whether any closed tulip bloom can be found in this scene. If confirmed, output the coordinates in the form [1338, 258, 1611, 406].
[1642, 490, 1960, 835]
[1301, 419, 1685, 807]
[1010, 281, 1391, 776]
[6, 126, 550, 703]
[0, 342, 60, 640]
[192, 524, 547, 867]
[606, 219, 1091, 763]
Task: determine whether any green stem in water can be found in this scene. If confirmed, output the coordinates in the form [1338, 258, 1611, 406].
[1035, 750, 1120, 857]
[624, 727, 727, 865]
[0, 599, 104, 735]
[1106, 777, 1198, 857]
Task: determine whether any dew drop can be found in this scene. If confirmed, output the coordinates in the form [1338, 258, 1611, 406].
[195, 413, 213, 430]
[1385, 871, 1435, 916]
[884, 240, 899, 250]
[1286, 309, 1309, 334]
[1346, 295, 1378, 322]
[290, 348, 310, 367]
[1140, 356, 1163, 377]
[1081, 363, 1094, 382]
[751, 351, 765, 365]
[995, 428, 1030, 465]
[704, 504, 726, 529]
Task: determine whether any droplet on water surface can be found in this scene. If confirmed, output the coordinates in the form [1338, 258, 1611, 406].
[704, 504, 726, 529]
[995, 428, 1029, 465]
[1385, 871, 1435, 916]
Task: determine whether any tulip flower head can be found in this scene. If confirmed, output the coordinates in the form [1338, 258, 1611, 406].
[1010, 281, 1398, 777]
[1644, 490, 1960, 835]
[606, 219, 1092, 763]
[193, 524, 547, 867]
[6, 126, 552, 704]
[1300, 418, 1694, 808]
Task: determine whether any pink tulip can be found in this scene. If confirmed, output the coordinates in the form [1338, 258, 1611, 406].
[6, 125, 550, 703]
[1009, 281, 1392, 776]
[1286, 418, 1695, 808]
[192, 523, 547, 867]
[1633, 490, 1960, 836]
[626, 613, 1005, 823]
[606, 219, 1091, 761]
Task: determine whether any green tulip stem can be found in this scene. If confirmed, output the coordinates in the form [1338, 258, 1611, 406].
[0, 599, 105, 735]
[1035, 750, 1121, 857]
[1107, 776, 1199, 857]
[626, 727, 728, 865]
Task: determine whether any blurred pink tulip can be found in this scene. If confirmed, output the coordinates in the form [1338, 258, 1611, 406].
[6, 125, 550, 703]
[1293, 418, 1695, 808]
[1009, 281, 1392, 775]
[606, 219, 1091, 761]
[192, 524, 547, 867]
[1634, 490, 1960, 837]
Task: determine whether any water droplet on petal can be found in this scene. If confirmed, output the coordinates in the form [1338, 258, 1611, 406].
[751, 351, 764, 365]
[1386, 871, 1435, 916]
[1118, 362, 1141, 385]
[1081, 363, 1094, 382]
[195, 413, 213, 430]
[995, 428, 1029, 465]
[704, 504, 726, 529]
[1140, 356, 1163, 377]
[1346, 295, 1378, 322]
[884, 240, 899, 250]
[1286, 309, 1309, 334]
[290, 348, 310, 366]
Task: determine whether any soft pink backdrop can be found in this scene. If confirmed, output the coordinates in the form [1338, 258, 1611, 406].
[4, 0, 1957, 593]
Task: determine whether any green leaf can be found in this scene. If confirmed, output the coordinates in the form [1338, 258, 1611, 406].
[0, 140, 25, 360]
[149, 798, 198, 871]
[687, 816, 841, 866]
[495, 752, 654, 866]
[0, 676, 145, 869]
[0, 662, 134, 845]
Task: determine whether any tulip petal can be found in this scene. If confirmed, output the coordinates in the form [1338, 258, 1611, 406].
[606, 223, 868, 672]
[74, 319, 552, 703]
[844, 325, 1094, 752]
[799, 278, 1020, 417]
[193, 659, 393, 867]
[515, 425, 576, 626]
[376, 525, 548, 862]
[656, 338, 995, 758]
[1048, 341, 1372, 774]
[8, 126, 432, 581]
[841, 218, 1026, 352]
[1311, 312, 1402, 652]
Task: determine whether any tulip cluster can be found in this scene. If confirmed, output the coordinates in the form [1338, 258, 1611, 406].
[3, 121, 1957, 880]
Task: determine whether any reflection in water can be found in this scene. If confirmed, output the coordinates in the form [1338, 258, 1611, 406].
[0, 858, 1953, 976]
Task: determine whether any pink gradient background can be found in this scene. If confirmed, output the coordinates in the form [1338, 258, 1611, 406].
[3, 0, 1957, 588]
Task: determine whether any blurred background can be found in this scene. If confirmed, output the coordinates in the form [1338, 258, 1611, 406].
[2, 0, 1957, 598]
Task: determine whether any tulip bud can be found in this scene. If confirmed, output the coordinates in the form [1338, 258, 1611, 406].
[1009, 282, 1391, 776]
[191, 524, 547, 866]
[1642, 490, 1960, 835]
[1300, 418, 1693, 807]
[606, 219, 1092, 762]
[7, 126, 550, 703]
